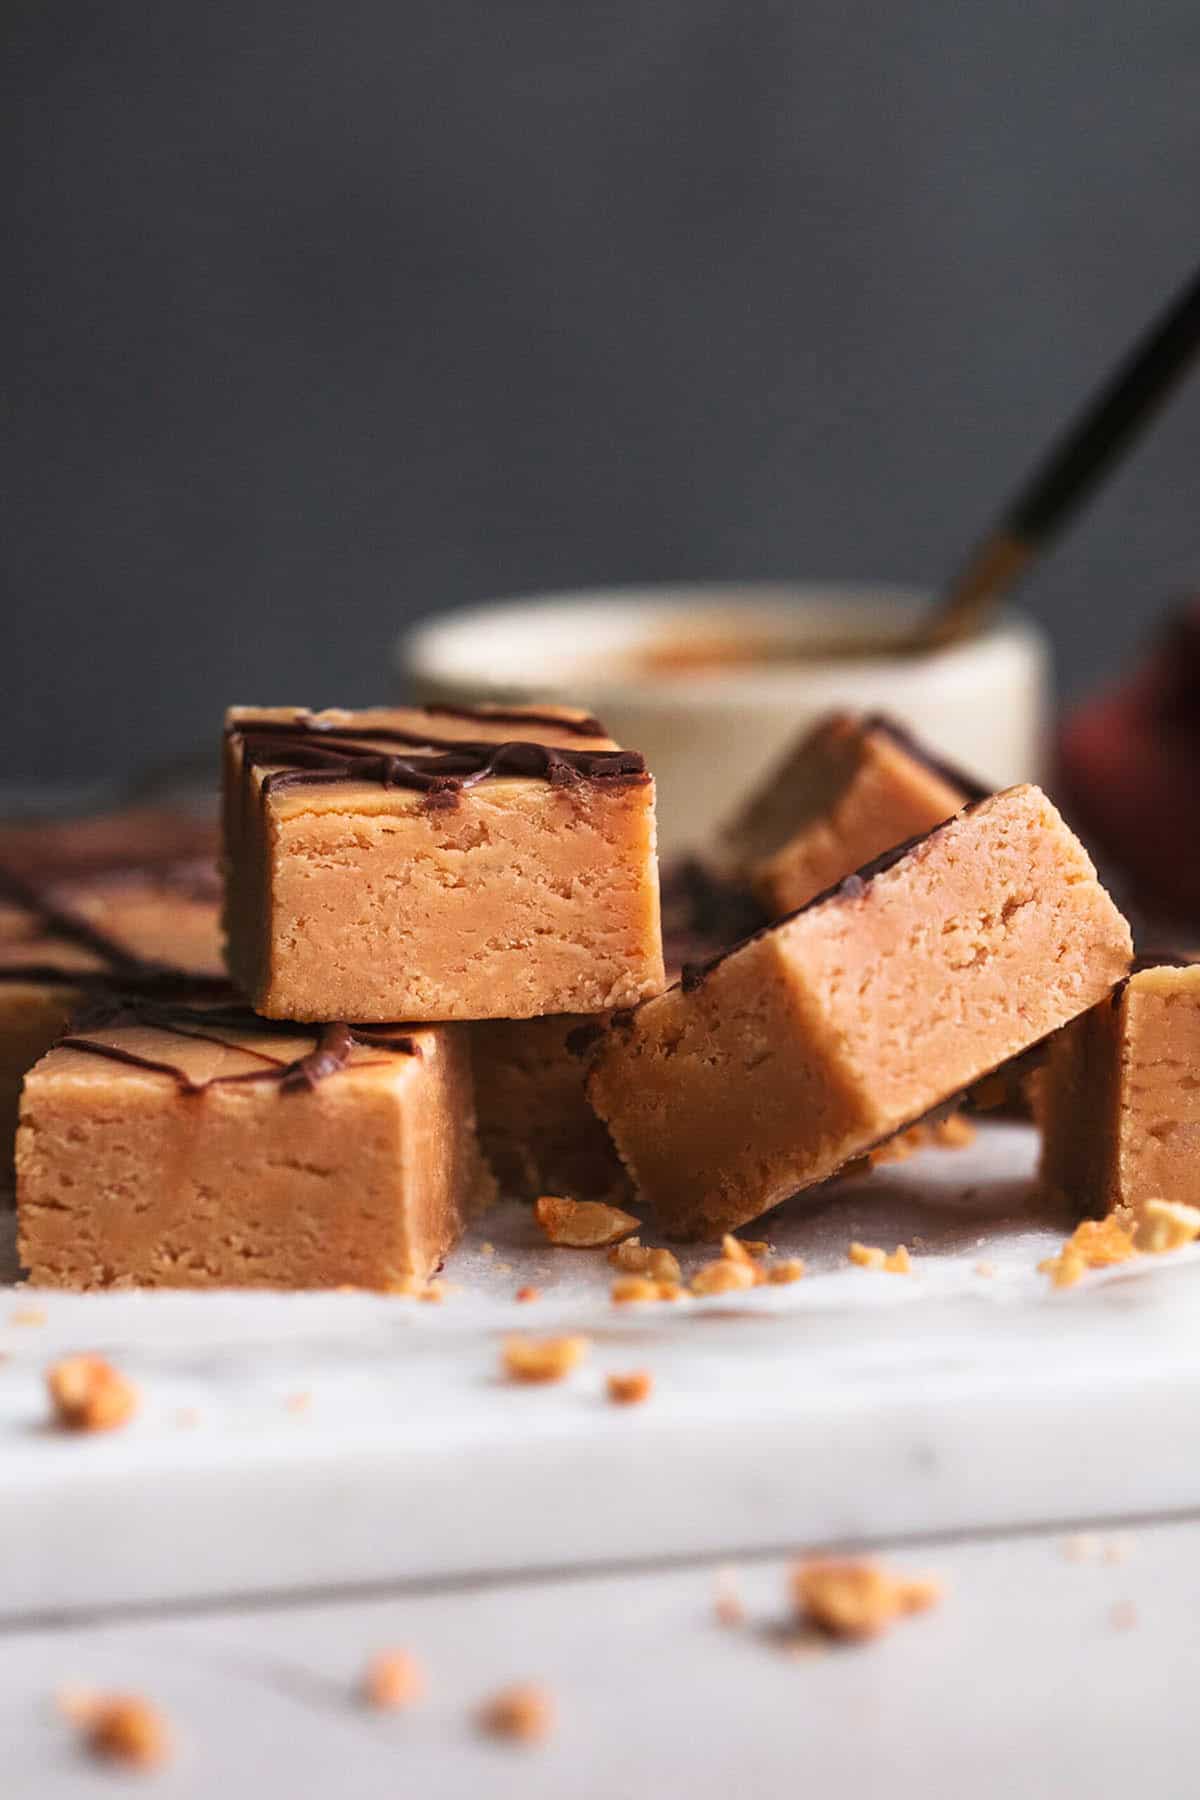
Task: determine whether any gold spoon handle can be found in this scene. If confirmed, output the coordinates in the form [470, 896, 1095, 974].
[920, 260, 1200, 652]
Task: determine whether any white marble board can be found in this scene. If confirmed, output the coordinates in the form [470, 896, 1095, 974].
[3, 1121, 1198, 1623]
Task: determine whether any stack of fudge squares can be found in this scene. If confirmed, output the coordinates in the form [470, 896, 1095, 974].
[9, 700, 1199, 1292]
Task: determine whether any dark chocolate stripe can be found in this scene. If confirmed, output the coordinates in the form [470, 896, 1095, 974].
[58, 998, 420, 1095]
[861, 714, 993, 805]
[0, 864, 152, 973]
[679, 795, 992, 994]
[423, 702, 607, 738]
[231, 715, 646, 803]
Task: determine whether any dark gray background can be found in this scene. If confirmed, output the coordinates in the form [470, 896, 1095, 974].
[5, 0, 1199, 786]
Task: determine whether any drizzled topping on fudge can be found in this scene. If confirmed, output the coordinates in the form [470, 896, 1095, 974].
[58, 997, 420, 1095]
[0, 864, 164, 975]
[679, 797, 992, 994]
[423, 702, 608, 738]
[860, 714, 992, 806]
[230, 712, 647, 807]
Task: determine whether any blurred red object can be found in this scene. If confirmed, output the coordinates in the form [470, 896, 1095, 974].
[1058, 598, 1200, 924]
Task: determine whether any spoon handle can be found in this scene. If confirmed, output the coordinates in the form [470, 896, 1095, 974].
[921, 261, 1200, 650]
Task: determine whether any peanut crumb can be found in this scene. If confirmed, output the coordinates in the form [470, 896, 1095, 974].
[974, 1260, 997, 1278]
[419, 1279, 450, 1303]
[534, 1195, 641, 1248]
[720, 1234, 765, 1276]
[611, 1275, 660, 1304]
[1101, 1536, 1131, 1565]
[1039, 1217, 1137, 1288]
[767, 1258, 806, 1285]
[481, 1242, 496, 1256]
[848, 1242, 886, 1269]
[514, 1286, 541, 1304]
[494, 1262, 513, 1277]
[1110, 1599, 1138, 1632]
[607, 1369, 653, 1406]
[1061, 1533, 1099, 1563]
[792, 1559, 941, 1640]
[607, 1238, 682, 1283]
[478, 1682, 555, 1744]
[1130, 1197, 1200, 1254]
[690, 1258, 757, 1297]
[10, 1305, 47, 1327]
[76, 1694, 171, 1768]
[883, 1245, 912, 1274]
[502, 1335, 589, 1384]
[714, 1568, 745, 1627]
[284, 1391, 312, 1414]
[931, 1113, 976, 1150]
[361, 1649, 426, 1710]
[47, 1356, 139, 1433]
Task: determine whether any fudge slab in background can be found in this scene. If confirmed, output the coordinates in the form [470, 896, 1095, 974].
[719, 712, 981, 918]
[587, 785, 1132, 1239]
[223, 705, 665, 1022]
[1040, 958, 1200, 1216]
[17, 1003, 493, 1289]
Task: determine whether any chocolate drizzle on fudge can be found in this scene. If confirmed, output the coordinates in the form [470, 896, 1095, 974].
[231, 711, 646, 808]
[680, 797, 992, 994]
[860, 714, 992, 807]
[58, 998, 419, 1095]
[423, 702, 608, 738]
[0, 864, 164, 974]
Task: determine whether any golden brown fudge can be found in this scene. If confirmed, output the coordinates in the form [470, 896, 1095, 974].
[1039, 957, 1200, 1216]
[586, 785, 1132, 1237]
[17, 999, 493, 1289]
[719, 712, 984, 918]
[467, 857, 763, 1202]
[0, 851, 224, 1163]
[223, 704, 665, 1022]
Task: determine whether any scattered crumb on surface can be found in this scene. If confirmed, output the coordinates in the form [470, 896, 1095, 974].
[883, 1245, 912, 1274]
[385, 1275, 456, 1300]
[1039, 1218, 1137, 1288]
[284, 1391, 312, 1414]
[767, 1259, 806, 1285]
[1102, 1536, 1131, 1565]
[502, 1335, 589, 1384]
[606, 1369, 653, 1406]
[714, 1569, 745, 1628]
[792, 1559, 941, 1641]
[1110, 1600, 1138, 1632]
[932, 1114, 976, 1150]
[10, 1305, 47, 1327]
[1130, 1198, 1200, 1254]
[534, 1195, 641, 1248]
[47, 1356, 139, 1433]
[477, 1683, 555, 1744]
[71, 1694, 171, 1769]
[494, 1263, 513, 1278]
[1061, 1534, 1100, 1564]
[610, 1274, 685, 1304]
[481, 1243, 496, 1257]
[514, 1286, 541, 1304]
[608, 1238, 683, 1283]
[691, 1258, 757, 1297]
[848, 1243, 887, 1270]
[974, 1261, 997, 1278]
[361, 1650, 426, 1711]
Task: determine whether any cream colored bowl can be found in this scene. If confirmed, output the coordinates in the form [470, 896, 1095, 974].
[400, 584, 1051, 856]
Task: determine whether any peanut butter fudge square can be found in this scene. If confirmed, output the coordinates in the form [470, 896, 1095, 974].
[719, 712, 984, 918]
[587, 786, 1132, 1238]
[17, 998, 493, 1289]
[1040, 957, 1200, 1216]
[223, 705, 665, 1022]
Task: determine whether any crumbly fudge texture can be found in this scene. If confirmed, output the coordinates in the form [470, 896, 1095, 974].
[470, 1015, 631, 1203]
[17, 1004, 493, 1288]
[223, 705, 665, 1022]
[1040, 959, 1200, 1215]
[719, 713, 980, 917]
[587, 785, 1132, 1238]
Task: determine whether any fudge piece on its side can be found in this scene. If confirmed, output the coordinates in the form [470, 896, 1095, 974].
[17, 1000, 493, 1289]
[586, 785, 1132, 1238]
[719, 712, 983, 918]
[468, 857, 763, 1203]
[223, 705, 665, 1022]
[1039, 957, 1200, 1216]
